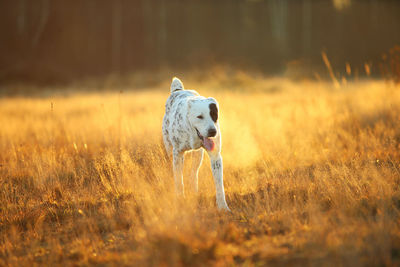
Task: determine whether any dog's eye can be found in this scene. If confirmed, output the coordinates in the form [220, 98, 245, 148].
[197, 115, 204, 119]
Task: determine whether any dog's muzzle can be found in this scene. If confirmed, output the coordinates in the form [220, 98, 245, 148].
[195, 128, 215, 151]
[196, 128, 203, 140]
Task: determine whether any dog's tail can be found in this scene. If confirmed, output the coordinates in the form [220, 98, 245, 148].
[170, 77, 184, 93]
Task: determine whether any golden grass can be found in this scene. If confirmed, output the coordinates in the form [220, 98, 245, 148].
[1, 77, 400, 266]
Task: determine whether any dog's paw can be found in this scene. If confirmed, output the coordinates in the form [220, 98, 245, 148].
[217, 202, 231, 212]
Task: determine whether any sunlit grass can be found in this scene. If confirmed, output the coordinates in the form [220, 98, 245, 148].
[0, 76, 399, 266]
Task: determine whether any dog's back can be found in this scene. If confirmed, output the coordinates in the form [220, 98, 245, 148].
[163, 78, 197, 154]
[165, 78, 200, 117]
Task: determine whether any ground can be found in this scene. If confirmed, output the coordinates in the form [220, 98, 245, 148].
[1, 75, 400, 266]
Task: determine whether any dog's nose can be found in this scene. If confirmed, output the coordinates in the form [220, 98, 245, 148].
[207, 128, 217, 137]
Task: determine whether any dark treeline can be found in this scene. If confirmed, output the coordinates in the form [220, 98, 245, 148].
[0, 0, 399, 85]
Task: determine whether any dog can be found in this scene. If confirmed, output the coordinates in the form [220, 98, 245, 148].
[162, 77, 230, 211]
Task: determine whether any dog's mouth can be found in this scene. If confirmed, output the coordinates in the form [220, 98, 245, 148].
[195, 128, 215, 151]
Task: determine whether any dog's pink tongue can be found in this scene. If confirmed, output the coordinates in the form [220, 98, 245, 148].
[203, 138, 215, 151]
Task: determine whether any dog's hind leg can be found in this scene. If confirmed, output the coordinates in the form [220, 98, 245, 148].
[172, 149, 184, 196]
[162, 139, 172, 159]
[190, 149, 204, 193]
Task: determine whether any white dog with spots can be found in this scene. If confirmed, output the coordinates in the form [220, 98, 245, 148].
[162, 77, 230, 211]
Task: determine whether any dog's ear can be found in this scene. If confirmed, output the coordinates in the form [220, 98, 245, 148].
[187, 98, 195, 110]
[187, 98, 199, 115]
[207, 97, 218, 105]
[209, 102, 218, 122]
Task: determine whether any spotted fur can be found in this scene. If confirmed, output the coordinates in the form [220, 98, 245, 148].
[162, 77, 230, 211]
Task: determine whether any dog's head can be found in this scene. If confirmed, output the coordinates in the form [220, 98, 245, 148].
[188, 97, 219, 151]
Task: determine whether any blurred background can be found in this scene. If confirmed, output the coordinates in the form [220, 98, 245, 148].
[0, 0, 399, 86]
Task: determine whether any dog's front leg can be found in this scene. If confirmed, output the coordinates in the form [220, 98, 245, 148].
[209, 153, 230, 211]
[173, 149, 184, 196]
[190, 149, 204, 193]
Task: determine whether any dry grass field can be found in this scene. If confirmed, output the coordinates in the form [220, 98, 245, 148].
[1, 74, 400, 266]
